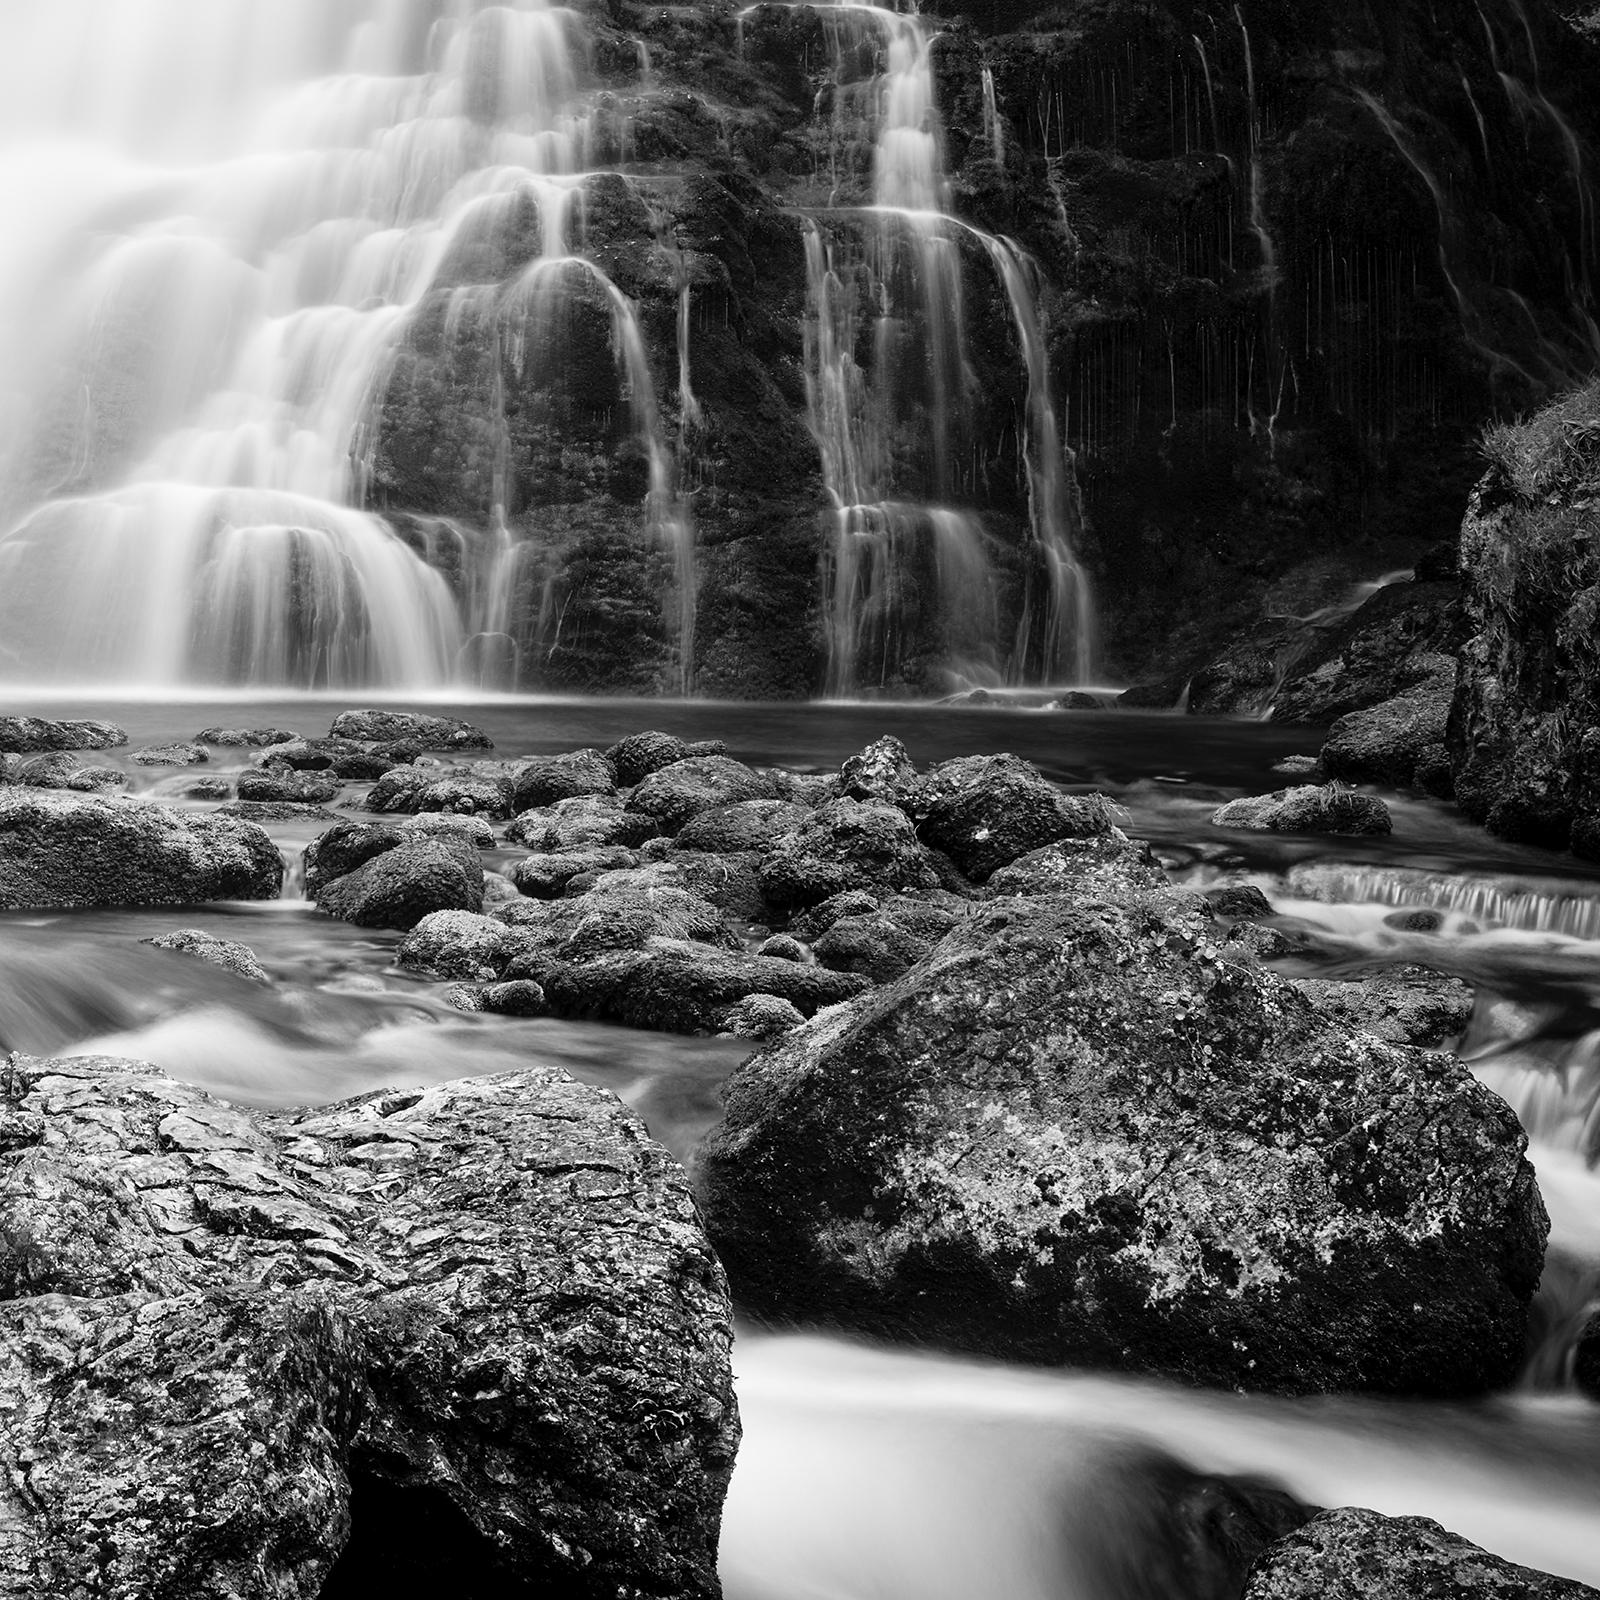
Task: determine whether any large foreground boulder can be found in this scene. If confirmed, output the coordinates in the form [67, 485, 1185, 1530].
[1242, 1507, 1599, 1599]
[0, 1054, 736, 1597]
[696, 891, 1546, 1395]
[0, 791, 283, 908]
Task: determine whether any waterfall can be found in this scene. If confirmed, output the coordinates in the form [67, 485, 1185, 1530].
[0, 0, 697, 693]
[776, 0, 1092, 696]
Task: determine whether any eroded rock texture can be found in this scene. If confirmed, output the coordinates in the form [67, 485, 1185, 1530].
[1242, 1507, 1600, 1599]
[0, 1054, 738, 1598]
[697, 891, 1546, 1394]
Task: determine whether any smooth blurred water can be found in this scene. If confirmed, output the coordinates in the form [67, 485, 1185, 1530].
[1, 695, 1598, 1594]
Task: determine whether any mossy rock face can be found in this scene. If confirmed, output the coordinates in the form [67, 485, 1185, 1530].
[697, 890, 1546, 1395]
[1449, 380, 1600, 850]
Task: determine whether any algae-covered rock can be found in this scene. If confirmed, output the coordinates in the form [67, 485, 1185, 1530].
[329, 709, 492, 749]
[912, 755, 1114, 882]
[0, 1053, 736, 1597]
[696, 892, 1546, 1395]
[0, 717, 126, 753]
[626, 756, 777, 834]
[314, 834, 484, 930]
[141, 928, 271, 985]
[1242, 1507, 1598, 1599]
[0, 791, 284, 909]
[760, 798, 941, 909]
[1212, 786, 1392, 836]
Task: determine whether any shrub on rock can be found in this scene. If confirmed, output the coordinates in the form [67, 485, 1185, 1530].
[696, 891, 1546, 1395]
[1242, 1507, 1597, 1600]
[0, 792, 283, 909]
[0, 1053, 735, 1597]
[911, 754, 1115, 881]
[759, 799, 940, 909]
[626, 756, 777, 834]
[1211, 786, 1392, 835]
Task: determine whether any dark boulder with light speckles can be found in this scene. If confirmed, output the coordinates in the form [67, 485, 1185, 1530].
[696, 890, 1546, 1396]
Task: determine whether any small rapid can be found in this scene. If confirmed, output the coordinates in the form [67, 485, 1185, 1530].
[0, 695, 1597, 1595]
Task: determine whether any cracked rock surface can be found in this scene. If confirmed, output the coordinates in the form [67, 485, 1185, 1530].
[696, 891, 1546, 1396]
[0, 1053, 737, 1598]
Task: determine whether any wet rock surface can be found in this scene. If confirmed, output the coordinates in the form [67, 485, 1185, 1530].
[0, 791, 284, 909]
[0, 1052, 737, 1598]
[0, 717, 126, 753]
[141, 928, 271, 986]
[1242, 1507, 1599, 1599]
[1212, 786, 1393, 836]
[311, 830, 485, 931]
[328, 710, 492, 749]
[697, 891, 1546, 1395]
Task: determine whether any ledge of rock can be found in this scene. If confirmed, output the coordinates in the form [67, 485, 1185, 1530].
[1242, 1507, 1599, 1599]
[696, 891, 1546, 1396]
[0, 790, 284, 909]
[0, 1052, 737, 1597]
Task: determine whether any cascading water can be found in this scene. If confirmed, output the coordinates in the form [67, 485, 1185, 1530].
[776, 0, 1092, 696]
[0, 0, 697, 693]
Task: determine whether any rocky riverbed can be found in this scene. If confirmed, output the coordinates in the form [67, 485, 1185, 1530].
[0, 703, 1597, 1595]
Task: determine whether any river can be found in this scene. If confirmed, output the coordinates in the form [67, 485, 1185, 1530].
[2, 693, 1597, 1594]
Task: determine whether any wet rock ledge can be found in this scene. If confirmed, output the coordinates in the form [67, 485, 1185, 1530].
[0, 1053, 737, 1597]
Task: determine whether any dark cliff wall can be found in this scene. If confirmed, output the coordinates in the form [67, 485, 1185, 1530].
[366, 0, 1600, 694]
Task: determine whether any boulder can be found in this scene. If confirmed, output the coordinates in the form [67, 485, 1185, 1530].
[539, 940, 871, 1034]
[675, 800, 811, 854]
[1319, 662, 1453, 787]
[1212, 786, 1392, 835]
[398, 910, 530, 980]
[722, 994, 806, 1040]
[65, 766, 130, 793]
[497, 873, 740, 969]
[1288, 966, 1475, 1049]
[810, 911, 931, 983]
[368, 764, 514, 818]
[329, 710, 493, 749]
[130, 742, 209, 766]
[395, 812, 497, 850]
[1241, 1507, 1598, 1599]
[757, 934, 811, 962]
[696, 892, 1546, 1395]
[173, 778, 232, 801]
[506, 795, 659, 850]
[263, 739, 417, 781]
[510, 847, 640, 898]
[141, 928, 270, 985]
[0, 752, 84, 789]
[315, 836, 484, 931]
[788, 890, 882, 941]
[911, 755, 1115, 882]
[0, 792, 284, 909]
[196, 727, 296, 747]
[985, 832, 1167, 900]
[606, 730, 696, 786]
[657, 851, 769, 922]
[0, 717, 126, 753]
[219, 800, 333, 822]
[0, 1053, 735, 1597]
[759, 799, 940, 909]
[838, 735, 920, 807]
[1574, 1310, 1600, 1401]
[510, 750, 617, 812]
[626, 756, 777, 835]
[303, 822, 406, 898]
[236, 767, 342, 805]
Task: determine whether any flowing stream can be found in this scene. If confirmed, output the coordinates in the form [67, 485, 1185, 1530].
[0, 694, 1596, 1593]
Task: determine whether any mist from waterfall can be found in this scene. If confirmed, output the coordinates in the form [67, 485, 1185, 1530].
[0, 0, 695, 692]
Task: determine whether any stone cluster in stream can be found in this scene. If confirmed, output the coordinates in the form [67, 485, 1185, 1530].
[0, 709, 1590, 1593]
